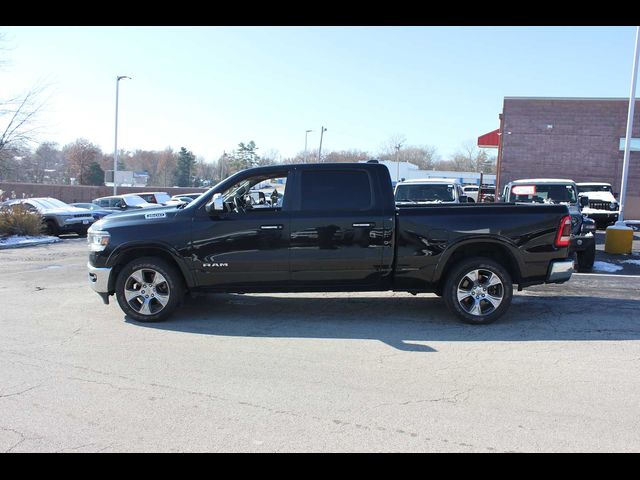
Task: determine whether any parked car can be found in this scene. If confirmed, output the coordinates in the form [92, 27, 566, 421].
[462, 185, 496, 203]
[394, 178, 469, 205]
[576, 182, 620, 228]
[93, 194, 156, 211]
[479, 186, 496, 203]
[70, 202, 115, 220]
[501, 178, 596, 271]
[165, 193, 204, 206]
[134, 192, 172, 205]
[176, 193, 204, 201]
[462, 185, 479, 202]
[1, 197, 95, 236]
[88, 163, 574, 325]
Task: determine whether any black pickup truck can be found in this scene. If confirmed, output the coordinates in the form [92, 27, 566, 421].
[87, 162, 574, 325]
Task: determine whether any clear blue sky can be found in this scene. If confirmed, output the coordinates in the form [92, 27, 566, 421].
[1, 26, 638, 162]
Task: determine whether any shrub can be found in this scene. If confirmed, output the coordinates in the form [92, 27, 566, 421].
[0, 205, 45, 237]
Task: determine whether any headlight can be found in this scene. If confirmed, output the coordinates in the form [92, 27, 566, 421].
[88, 230, 110, 252]
[610, 202, 618, 210]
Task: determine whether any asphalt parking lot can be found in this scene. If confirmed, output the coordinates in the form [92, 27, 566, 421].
[1, 236, 639, 452]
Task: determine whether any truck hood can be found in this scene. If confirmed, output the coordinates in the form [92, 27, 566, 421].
[581, 191, 617, 202]
[39, 207, 94, 216]
[90, 205, 183, 230]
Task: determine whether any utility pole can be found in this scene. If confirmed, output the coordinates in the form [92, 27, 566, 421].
[395, 142, 403, 182]
[304, 130, 312, 163]
[317, 126, 327, 162]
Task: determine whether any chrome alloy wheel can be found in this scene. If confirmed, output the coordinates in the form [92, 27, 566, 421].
[456, 268, 504, 317]
[123, 268, 170, 316]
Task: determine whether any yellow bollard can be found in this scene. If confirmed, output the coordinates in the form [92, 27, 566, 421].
[604, 224, 634, 254]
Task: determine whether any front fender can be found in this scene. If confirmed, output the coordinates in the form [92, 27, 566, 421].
[106, 241, 196, 289]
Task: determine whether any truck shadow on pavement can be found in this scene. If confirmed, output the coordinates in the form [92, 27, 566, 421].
[125, 292, 640, 352]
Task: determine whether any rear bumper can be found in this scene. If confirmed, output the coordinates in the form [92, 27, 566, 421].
[546, 259, 574, 283]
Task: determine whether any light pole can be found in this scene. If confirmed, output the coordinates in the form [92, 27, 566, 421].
[395, 142, 403, 182]
[304, 129, 312, 163]
[317, 126, 327, 162]
[113, 75, 131, 195]
[605, 26, 639, 254]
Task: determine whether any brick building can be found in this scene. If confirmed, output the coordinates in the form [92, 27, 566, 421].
[486, 97, 640, 219]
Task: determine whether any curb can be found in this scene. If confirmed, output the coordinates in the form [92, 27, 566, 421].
[0, 237, 61, 250]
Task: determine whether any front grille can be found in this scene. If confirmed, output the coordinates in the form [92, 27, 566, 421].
[72, 213, 92, 218]
[588, 200, 617, 211]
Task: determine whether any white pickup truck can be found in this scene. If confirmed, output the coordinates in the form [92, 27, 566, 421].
[394, 178, 468, 205]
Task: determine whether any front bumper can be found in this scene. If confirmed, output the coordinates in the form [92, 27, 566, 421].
[88, 262, 111, 294]
[546, 259, 574, 283]
[584, 212, 619, 224]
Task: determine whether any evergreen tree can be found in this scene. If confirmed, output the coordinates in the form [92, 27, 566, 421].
[174, 147, 196, 187]
[85, 161, 105, 186]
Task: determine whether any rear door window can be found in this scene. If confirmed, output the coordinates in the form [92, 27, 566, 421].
[300, 170, 373, 211]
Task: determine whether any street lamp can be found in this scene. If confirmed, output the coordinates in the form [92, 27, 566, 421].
[317, 126, 327, 162]
[304, 130, 313, 163]
[113, 75, 131, 195]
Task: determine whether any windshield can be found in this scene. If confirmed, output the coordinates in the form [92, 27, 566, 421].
[123, 195, 149, 207]
[32, 198, 70, 210]
[577, 184, 612, 194]
[511, 184, 578, 204]
[395, 184, 456, 203]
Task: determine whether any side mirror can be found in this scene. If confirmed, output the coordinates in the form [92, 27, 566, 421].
[119, 204, 127, 210]
[580, 196, 589, 207]
[459, 195, 469, 203]
[206, 193, 225, 214]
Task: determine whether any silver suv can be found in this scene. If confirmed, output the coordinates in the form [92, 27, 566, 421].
[1, 197, 95, 236]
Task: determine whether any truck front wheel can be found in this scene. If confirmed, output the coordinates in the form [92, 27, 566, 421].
[115, 257, 185, 323]
[443, 257, 513, 325]
[576, 246, 595, 272]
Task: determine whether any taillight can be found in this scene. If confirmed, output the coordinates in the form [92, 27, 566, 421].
[555, 215, 572, 247]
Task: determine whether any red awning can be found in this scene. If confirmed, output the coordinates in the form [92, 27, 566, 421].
[477, 128, 500, 148]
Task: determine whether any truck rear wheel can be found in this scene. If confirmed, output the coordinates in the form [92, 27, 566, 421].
[115, 257, 184, 323]
[443, 257, 513, 325]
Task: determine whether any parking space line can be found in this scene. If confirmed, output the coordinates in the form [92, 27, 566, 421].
[574, 272, 640, 279]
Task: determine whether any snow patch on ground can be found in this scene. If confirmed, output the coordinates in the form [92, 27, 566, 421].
[592, 261, 624, 273]
[0, 235, 60, 248]
[621, 259, 640, 266]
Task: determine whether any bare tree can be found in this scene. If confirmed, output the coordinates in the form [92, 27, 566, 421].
[0, 34, 49, 180]
[63, 139, 102, 185]
[443, 140, 496, 173]
[378, 134, 407, 158]
[323, 149, 371, 163]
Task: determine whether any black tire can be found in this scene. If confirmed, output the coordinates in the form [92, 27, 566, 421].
[577, 246, 595, 272]
[45, 219, 59, 236]
[443, 257, 513, 325]
[115, 257, 185, 322]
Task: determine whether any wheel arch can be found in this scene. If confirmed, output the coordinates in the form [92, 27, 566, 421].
[434, 239, 523, 290]
[107, 244, 194, 293]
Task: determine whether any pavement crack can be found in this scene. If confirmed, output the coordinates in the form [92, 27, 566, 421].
[0, 384, 41, 399]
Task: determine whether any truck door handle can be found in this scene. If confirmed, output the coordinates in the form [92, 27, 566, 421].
[352, 222, 375, 227]
[260, 224, 283, 230]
